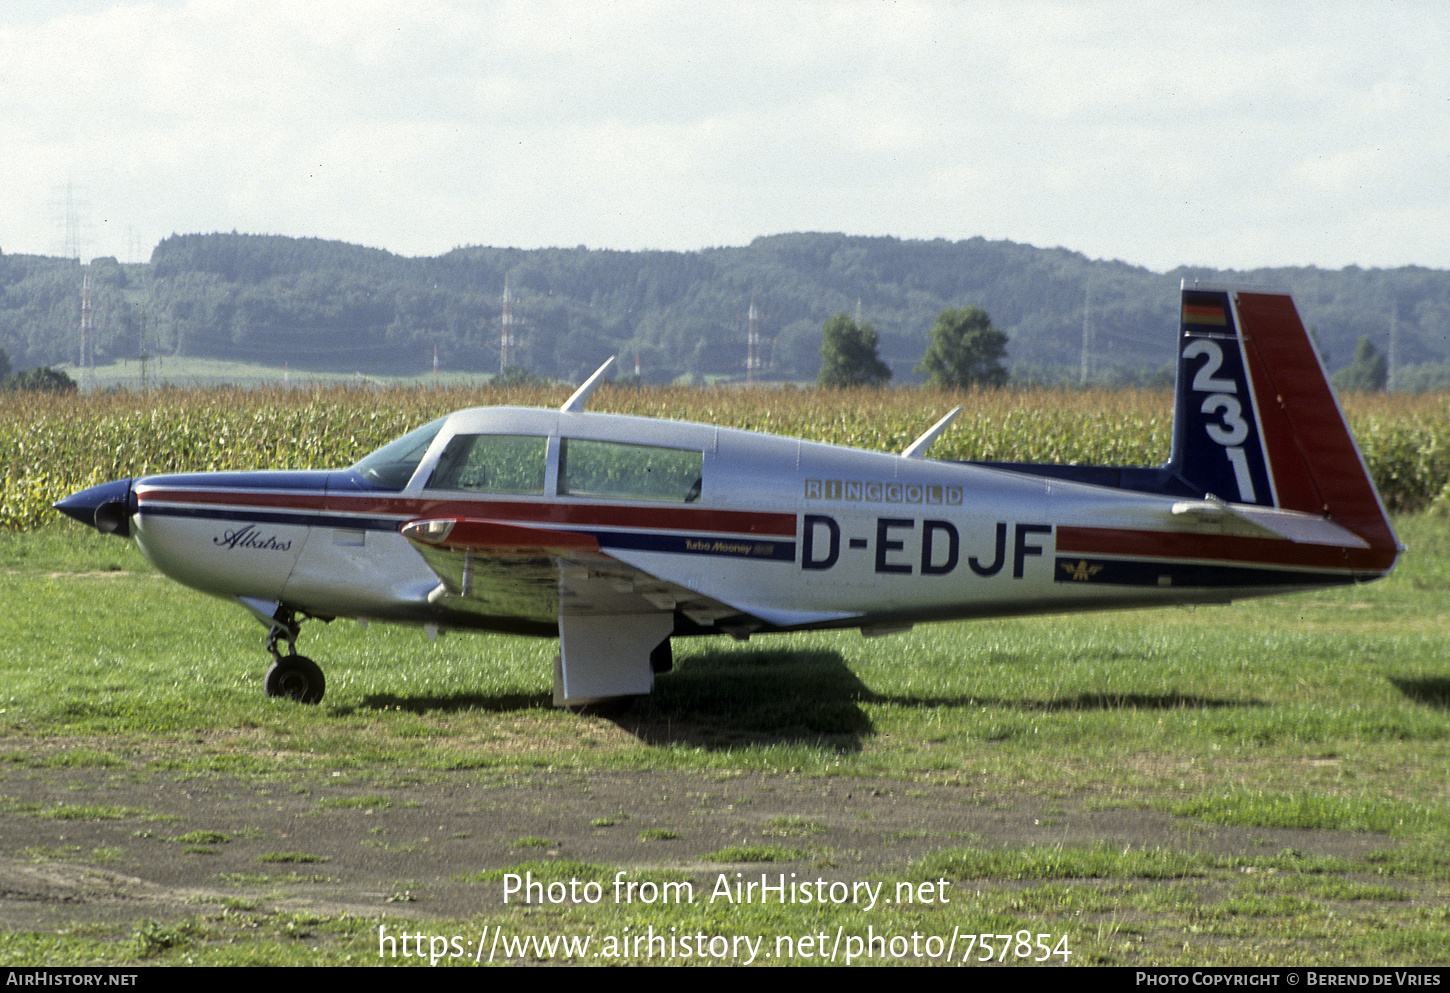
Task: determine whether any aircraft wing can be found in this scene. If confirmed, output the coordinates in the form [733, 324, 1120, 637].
[400, 515, 858, 705]
[400, 517, 746, 627]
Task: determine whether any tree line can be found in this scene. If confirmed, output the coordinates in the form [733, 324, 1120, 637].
[2, 231, 1449, 389]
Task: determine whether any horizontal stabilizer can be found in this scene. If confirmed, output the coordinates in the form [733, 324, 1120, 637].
[1167, 499, 1369, 549]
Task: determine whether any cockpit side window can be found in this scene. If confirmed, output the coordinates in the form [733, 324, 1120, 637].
[559, 439, 703, 502]
[425, 434, 547, 493]
[349, 417, 447, 491]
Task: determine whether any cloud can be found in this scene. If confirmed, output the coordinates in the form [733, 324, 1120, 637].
[2, 0, 1447, 270]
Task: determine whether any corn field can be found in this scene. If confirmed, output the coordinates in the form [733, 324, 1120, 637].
[6, 384, 1448, 530]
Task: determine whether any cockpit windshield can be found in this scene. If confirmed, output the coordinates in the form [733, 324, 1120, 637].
[348, 417, 447, 491]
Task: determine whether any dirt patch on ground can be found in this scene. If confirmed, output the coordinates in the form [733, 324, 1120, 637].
[0, 738, 1397, 931]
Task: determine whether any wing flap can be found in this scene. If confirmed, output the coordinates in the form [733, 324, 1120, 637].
[600, 545, 865, 629]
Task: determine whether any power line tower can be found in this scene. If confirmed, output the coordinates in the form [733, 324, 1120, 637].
[746, 293, 763, 383]
[500, 274, 516, 371]
[137, 305, 150, 393]
[51, 181, 88, 261]
[79, 267, 93, 393]
[1388, 301, 1399, 393]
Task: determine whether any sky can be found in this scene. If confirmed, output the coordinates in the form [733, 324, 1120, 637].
[3, 0, 1447, 273]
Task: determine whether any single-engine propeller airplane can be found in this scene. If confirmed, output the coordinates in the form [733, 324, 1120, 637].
[56, 283, 1400, 707]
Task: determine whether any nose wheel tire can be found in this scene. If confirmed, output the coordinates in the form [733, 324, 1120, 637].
[264, 655, 326, 704]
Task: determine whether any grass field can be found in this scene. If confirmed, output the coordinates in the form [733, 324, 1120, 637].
[1, 382, 1447, 966]
[0, 512, 1446, 966]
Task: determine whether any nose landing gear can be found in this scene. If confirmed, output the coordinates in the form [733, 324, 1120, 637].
[264, 653, 326, 705]
[258, 603, 327, 705]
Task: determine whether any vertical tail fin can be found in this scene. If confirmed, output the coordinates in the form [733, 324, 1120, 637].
[1167, 282, 1398, 577]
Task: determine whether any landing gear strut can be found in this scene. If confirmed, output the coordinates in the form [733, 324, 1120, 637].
[261, 605, 326, 704]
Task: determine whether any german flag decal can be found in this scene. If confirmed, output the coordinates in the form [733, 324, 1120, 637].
[1182, 301, 1227, 326]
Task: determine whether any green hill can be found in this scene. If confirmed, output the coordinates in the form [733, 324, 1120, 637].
[4, 232, 1448, 387]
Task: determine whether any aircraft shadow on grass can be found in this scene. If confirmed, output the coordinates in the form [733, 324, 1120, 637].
[868, 690, 1265, 712]
[621, 647, 875, 750]
[1388, 676, 1450, 710]
[342, 646, 1259, 753]
[343, 647, 877, 751]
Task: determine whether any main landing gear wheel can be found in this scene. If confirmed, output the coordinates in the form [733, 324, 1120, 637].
[264, 654, 326, 704]
[650, 637, 673, 674]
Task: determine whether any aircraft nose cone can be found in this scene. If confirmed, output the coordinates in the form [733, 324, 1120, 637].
[53, 478, 135, 537]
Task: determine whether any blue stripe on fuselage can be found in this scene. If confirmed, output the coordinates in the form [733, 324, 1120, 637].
[593, 530, 796, 561]
[1053, 556, 1350, 588]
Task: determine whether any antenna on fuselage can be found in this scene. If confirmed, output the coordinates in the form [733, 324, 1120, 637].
[560, 356, 617, 413]
[901, 406, 963, 459]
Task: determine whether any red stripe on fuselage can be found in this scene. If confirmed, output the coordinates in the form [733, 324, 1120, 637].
[1057, 525, 1396, 575]
[136, 488, 328, 510]
[135, 487, 797, 537]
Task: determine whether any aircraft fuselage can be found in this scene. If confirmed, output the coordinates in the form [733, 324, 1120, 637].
[54, 285, 1400, 706]
[124, 404, 1383, 642]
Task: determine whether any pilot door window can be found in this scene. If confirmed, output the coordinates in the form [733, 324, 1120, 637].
[559, 439, 703, 503]
[425, 434, 548, 494]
